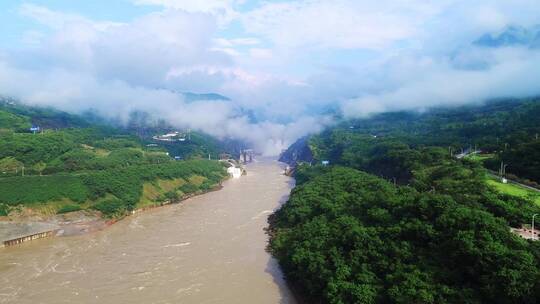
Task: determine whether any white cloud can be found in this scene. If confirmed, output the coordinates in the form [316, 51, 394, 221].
[341, 48, 540, 117]
[19, 3, 122, 30]
[133, 0, 240, 24]
[91, 10, 227, 87]
[242, 0, 428, 50]
[3, 1, 540, 155]
[133, 0, 236, 12]
[1, 4, 330, 154]
[249, 48, 272, 59]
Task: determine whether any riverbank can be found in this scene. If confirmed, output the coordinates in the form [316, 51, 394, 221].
[267, 197, 314, 304]
[0, 182, 227, 247]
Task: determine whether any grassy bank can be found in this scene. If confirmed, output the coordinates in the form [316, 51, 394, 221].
[487, 178, 540, 206]
[0, 160, 227, 218]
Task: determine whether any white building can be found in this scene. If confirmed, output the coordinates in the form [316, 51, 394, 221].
[227, 166, 242, 179]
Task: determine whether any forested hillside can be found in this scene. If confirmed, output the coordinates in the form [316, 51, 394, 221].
[0, 100, 229, 217]
[272, 98, 540, 303]
[281, 98, 540, 184]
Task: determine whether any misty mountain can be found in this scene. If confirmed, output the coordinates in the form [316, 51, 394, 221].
[474, 25, 540, 48]
[166, 90, 269, 124]
[0, 97, 92, 130]
[179, 92, 266, 124]
[181, 92, 231, 102]
[157, 89, 231, 103]
[282, 97, 540, 167]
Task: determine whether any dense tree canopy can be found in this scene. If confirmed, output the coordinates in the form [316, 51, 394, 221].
[273, 98, 540, 303]
[271, 167, 540, 303]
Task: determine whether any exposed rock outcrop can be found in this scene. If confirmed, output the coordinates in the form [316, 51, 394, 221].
[279, 136, 313, 166]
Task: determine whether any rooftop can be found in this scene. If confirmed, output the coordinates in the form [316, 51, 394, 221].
[0, 222, 59, 244]
[511, 226, 540, 240]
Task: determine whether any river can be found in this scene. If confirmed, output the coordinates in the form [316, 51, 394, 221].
[0, 159, 297, 304]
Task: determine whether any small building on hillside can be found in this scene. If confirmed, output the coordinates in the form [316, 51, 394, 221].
[511, 226, 540, 240]
[30, 125, 40, 134]
[152, 131, 187, 142]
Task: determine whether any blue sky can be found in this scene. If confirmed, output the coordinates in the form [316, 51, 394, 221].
[0, 1, 151, 47]
[1, 1, 540, 153]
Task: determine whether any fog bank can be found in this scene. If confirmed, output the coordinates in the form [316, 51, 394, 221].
[1, 1, 540, 154]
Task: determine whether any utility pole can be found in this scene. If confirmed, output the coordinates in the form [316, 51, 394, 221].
[532, 214, 538, 240]
[21, 165, 24, 177]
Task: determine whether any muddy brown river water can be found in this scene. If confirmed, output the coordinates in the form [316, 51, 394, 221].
[0, 159, 297, 304]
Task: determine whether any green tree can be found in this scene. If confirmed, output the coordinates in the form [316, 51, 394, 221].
[32, 161, 47, 176]
[0, 157, 23, 175]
